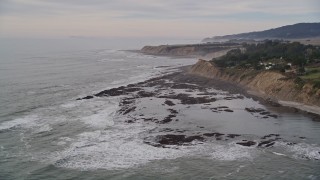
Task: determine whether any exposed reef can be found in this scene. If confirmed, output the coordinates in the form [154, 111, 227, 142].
[76, 68, 318, 154]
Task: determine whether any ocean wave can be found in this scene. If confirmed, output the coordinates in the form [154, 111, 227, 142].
[275, 141, 320, 160]
[208, 142, 257, 161]
[0, 115, 40, 130]
[81, 105, 117, 128]
[45, 126, 196, 170]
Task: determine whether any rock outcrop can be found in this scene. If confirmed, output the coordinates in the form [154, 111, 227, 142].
[189, 59, 320, 109]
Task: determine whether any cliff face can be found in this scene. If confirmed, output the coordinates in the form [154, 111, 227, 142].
[141, 45, 197, 56]
[141, 44, 240, 59]
[190, 59, 320, 107]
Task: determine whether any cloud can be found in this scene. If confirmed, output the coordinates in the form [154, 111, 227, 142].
[0, 0, 319, 38]
[2, 0, 319, 18]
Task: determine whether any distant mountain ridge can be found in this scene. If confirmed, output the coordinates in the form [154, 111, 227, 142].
[202, 23, 320, 42]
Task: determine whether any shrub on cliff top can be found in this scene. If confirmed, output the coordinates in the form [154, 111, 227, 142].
[313, 80, 320, 89]
[213, 40, 320, 68]
[294, 77, 305, 89]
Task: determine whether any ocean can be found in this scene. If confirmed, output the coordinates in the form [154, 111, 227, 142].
[0, 38, 320, 180]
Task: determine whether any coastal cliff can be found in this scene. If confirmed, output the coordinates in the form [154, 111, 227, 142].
[141, 44, 240, 59]
[190, 59, 320, 109]
[141, 45, 198, 56]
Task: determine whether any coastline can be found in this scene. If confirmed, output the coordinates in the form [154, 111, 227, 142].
[124, 49, 199, 59]
[75, 64, 320, 156]
[278, 100, 320, 116]
[246, 88, 320, 116]
[187, 59, 320, 118]
[128, 48, 320, 118]
[77, 63, 320, 121]
[138, 44, 239, 60]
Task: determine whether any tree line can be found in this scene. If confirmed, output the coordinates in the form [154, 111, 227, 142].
[213, 40, 320, 68]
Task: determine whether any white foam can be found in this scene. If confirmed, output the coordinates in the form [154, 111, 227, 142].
[60, 137, 73, 142]
[1, 100, 85, 132]
[290, 143, 320, 160]
[33, 124, 53, 134]
[46, 127, 195, 170]
[81, 104, 117, 128]
[137, 65, 151, 68]
[209, 143, 256, 161]
[236, 165, 246, 172]
[272, 152, 287, 156]
[276, 142, 320, 160]
[0, 115, 40, 130]
[57, 137, 74, 146]
[56, 141, 67, 146]
[60, 101, 82, 108]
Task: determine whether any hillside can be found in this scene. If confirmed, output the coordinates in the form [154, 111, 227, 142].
[203, 23, 320, 42]
[140, 43, 240, 59]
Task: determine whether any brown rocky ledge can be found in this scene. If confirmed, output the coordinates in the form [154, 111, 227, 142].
[189, 59, 320, 115]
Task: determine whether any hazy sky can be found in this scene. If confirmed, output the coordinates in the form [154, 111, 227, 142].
[0, 0, 319, 39]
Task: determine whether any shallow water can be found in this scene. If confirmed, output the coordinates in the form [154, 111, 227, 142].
[0, 39, 320, 180]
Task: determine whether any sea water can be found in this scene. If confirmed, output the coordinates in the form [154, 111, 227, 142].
[0, 38, 320, 180]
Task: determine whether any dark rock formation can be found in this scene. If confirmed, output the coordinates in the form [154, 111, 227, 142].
[224, 109, 234, 112]
[261, 134, 280, 139]
[151, 134, 205, 146]
[171, 83, 199, 89]
[158, 93, 216, 105]
[227, 134, 241, 138]
[168, 109, 178, 114]
[258, 139, 276, 147]
[236, 141, 256, 147]
[159, 114, 177, 124]
[245, 107, 278, 119]
[76, 95, 94, 100]
[123, 106, 136, 115]
[245, 108, 265, 113]
[137, 91, 156, 97]
[95, 86, 127, 97]
[203, 132, 224, 137]
[164, 100, 175, 106]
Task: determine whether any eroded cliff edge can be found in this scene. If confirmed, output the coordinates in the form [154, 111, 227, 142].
[189, 59, 320, 113]
[141, 44, 240, 59]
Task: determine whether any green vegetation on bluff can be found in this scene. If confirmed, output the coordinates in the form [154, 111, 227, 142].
[213, 40, 320, 68]
[211, 40, 320, 90]
[302, 67, 320, 89]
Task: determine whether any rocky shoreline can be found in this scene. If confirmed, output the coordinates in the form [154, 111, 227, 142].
[190, 59, 320, 115]
[76, 66, 319, 150]
[137, 45, 320, 116]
